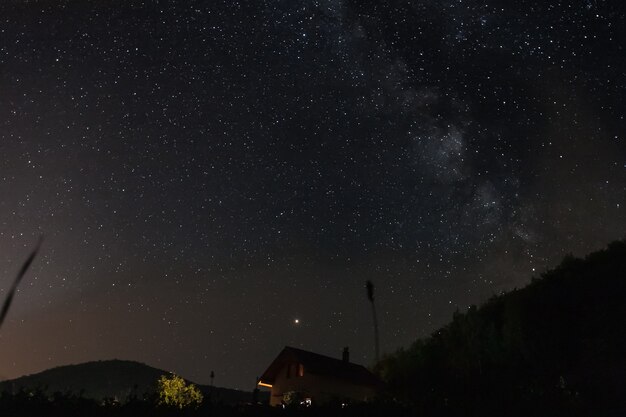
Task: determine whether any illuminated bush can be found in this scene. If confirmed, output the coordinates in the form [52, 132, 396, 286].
[157, 373, 203, 409]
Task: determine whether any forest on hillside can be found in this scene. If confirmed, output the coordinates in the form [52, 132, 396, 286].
[376, 240, 626, 417]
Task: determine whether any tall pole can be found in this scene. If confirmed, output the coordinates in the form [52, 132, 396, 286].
[208, 370, 215, 403]
[366, 280, 380, 363]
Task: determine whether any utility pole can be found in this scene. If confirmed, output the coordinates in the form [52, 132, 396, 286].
[252, 376, 259, 404]
[208, 370, 215, 404]
[366, 280, 380, 363]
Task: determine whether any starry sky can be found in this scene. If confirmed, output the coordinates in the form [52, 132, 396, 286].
[0, 0, 624, 390]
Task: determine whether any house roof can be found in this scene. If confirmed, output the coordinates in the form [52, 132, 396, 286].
[258, 346, 381, 388]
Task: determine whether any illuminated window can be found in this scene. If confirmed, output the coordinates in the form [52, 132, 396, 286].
[297, 363, 304, 377]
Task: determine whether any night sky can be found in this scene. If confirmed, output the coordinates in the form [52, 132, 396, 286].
[0, 0, 624, 390]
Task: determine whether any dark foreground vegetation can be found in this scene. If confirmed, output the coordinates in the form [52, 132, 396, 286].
[0, 390, 411, 417]
[377, 240, 626, 417]
[1, 241, 625, 416]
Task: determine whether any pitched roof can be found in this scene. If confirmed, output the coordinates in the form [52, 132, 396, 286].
[258, 346, 381, 388]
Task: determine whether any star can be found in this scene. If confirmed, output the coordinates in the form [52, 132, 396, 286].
[0, 0, 623, 392]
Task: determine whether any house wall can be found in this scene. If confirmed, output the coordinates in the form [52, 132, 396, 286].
[268, 364, 377, 406]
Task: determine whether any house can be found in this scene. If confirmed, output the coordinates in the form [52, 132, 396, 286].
[257, 346, 381, 406]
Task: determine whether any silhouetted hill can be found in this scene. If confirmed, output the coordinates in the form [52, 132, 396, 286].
[0, 360, 262, 405]
[377, 240, 626, 417]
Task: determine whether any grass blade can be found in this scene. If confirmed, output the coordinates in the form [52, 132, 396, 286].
[0, 237, 43, 330]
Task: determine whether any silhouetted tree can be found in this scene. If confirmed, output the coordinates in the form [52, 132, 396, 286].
[366, 280, 380, 363]
[377, 241, 626, 417]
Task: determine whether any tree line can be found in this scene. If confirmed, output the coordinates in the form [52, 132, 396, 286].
[375, 240, 626, 417]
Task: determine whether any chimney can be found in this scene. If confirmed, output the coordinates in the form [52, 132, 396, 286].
[342, 347, 350, 363]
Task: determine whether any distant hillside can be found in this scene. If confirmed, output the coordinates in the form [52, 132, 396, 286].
[377, 240, 626, 417]
[0, 360, 263, 405]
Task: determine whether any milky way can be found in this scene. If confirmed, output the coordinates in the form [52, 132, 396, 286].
[0, 0, 624, 389]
